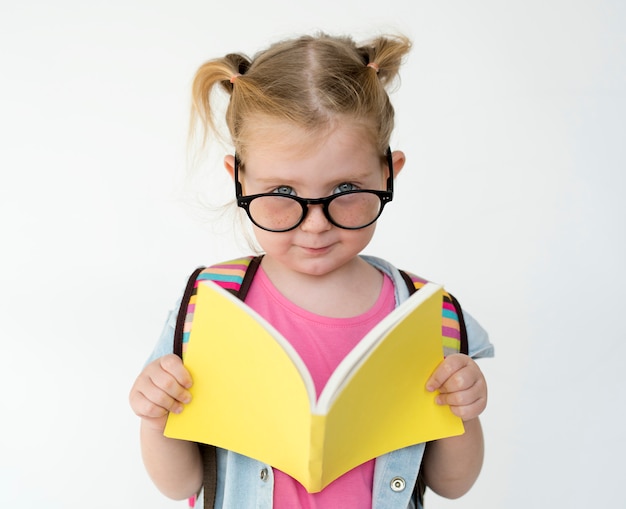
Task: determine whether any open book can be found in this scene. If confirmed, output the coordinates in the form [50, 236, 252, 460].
[164, 279, 464, 493]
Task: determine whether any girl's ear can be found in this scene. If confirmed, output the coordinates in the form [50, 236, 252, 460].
[224, 155, 236, 180]
[391, 150, 406, 178]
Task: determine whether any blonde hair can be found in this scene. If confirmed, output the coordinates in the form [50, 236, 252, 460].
[190, 33, 411, 158]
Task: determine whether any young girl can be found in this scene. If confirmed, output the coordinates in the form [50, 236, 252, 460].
[130, 32, 493, 509]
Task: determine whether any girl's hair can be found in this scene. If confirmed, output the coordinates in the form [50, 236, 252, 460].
[190, 33, 411, 157]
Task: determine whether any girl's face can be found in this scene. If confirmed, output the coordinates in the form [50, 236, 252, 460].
[225, 119, 405, 280]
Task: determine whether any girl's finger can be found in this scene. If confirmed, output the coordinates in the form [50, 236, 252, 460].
[447, 396, 487, 422]
[159, 354, 193, 389]
[425, 353, 471, 392]
[149, 366, 192, 405]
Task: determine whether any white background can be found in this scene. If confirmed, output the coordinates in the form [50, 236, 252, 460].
[1, 1, 624, 508]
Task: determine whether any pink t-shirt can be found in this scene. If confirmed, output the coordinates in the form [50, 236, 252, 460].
[244, 267, 396, 509]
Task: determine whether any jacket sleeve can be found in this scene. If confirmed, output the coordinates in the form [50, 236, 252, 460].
[145, 297, 181, 364]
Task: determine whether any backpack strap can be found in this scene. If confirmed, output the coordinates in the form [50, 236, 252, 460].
[173, 267, 205, 360]
[172, 255, 262, 508]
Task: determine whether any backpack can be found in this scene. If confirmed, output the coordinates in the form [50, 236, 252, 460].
[173, 255, 468, 508]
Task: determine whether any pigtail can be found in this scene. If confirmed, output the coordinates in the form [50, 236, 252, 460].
[358, 35, 411, 87]
[189, 53, 252, 147]
[352, 34, 411, 150]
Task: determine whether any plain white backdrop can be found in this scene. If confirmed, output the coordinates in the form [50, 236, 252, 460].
[1, 1, 624, 507]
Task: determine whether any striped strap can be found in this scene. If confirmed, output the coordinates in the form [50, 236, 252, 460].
[195, 257, 258, 291]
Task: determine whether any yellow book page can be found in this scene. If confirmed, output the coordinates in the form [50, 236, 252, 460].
[164, 281, 313, 480]
[310, 287, 465, 491]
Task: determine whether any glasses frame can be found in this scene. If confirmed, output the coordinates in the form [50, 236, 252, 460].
[234, 147, 394, 232]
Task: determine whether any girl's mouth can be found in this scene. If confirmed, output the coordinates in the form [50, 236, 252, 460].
[300, 244, 332, 254]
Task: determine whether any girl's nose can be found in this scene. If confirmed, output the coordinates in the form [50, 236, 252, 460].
[299, 204, 332, 233]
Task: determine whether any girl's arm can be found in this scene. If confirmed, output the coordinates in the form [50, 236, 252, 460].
[130, 354, 204, 499]
[140, 420, 203, 499]
[422, 354, 488, 498]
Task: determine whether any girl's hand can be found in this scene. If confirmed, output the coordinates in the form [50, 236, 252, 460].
[426, 353, 487, 422]
[129, 354, 193, 432]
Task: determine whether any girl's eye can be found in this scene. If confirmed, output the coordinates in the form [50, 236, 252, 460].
[333, 182, 358, 194]
[272, 185, 296, 196]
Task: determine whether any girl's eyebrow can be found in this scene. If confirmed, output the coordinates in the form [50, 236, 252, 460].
[248, 175, 301, 187]
[251, 169, 378, 186]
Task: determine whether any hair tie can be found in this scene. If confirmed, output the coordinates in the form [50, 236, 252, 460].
[366, 62, 380, 73]
[230, 73, 241, 84]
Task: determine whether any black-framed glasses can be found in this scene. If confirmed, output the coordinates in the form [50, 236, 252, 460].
[234, 148, 394, 232]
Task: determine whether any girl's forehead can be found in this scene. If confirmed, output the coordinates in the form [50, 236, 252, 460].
[241, 117, 379, 163]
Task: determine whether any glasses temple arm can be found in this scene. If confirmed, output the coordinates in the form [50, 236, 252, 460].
[234, 154, 244, 197]
[385, 147, 394, 194]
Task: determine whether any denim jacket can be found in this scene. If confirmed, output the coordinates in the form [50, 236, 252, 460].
[147, 256, 494, 508]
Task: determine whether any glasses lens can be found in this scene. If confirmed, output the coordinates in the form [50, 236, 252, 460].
[327, 192, 383, 228]
[248, 195, 303, 231]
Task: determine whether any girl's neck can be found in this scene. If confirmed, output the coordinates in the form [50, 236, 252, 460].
[259, 255, 383, 318]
